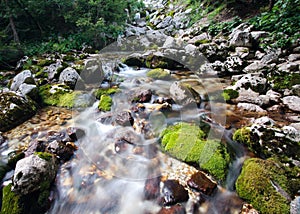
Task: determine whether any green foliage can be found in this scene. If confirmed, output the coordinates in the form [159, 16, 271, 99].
[146, 68, 170, 80]
[160, 122, 231, 180]
[1, 184, 21, 214]
[222, 89, 239, 101]
[249, 0, 300, 48]
[233, 127, 252, 145]
[271, 72, 300, 91]
[208, 17, 242, 36]
[236, 158, 291, 214]
[98, 95, 112, 111]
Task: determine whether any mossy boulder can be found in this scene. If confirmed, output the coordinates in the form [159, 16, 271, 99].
[1, 184, 21, 214]
[146, 68, 170, 80]
[236, 158, 293, 214]
[160, 122, 231, 180]
[39, 84, 92, 108]
[0, 92, 37, 132]
[98, 95, 113, 111]
[145, 54, 182, 69]
[271, 72, 300, 92]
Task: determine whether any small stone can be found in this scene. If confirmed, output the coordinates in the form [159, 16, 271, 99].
[162, 180, 189, 206]
[187, 171, 217, 195]
[132, 89, 152, 103]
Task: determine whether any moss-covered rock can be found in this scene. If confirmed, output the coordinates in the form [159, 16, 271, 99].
[236, 158, 292, 214]
[271, 72, 300, 91]
[39, 83, 92, 108]
[98, 95, 112, 111]
[0, 47, 24, 69]
[1, 184, 21, 214]
[0, 161, 9, 181]
[146, 68, 170, 80]
[94, 88, 120, 100]
[34, 152, 53, 161]
[222, 88, 239, 101]
[160, 122, 231, 180]
[0, 92, 37, 132]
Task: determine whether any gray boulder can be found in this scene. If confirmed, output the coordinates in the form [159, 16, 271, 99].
[169, 81, 199, 106]
[229, 31, 252, 48]
[59, 67, 81, 89]
[282, 96, 300, 112]
[18, 83, 39, 101]
[12, 153, 58, 195]
[10, 70, 35, 91]
[232, 73, 268, 94]
[237, 103, 267, 114]
[243, 61, 268, 73]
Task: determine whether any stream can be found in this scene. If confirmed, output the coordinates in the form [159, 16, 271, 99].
[45, 54, 248, 213]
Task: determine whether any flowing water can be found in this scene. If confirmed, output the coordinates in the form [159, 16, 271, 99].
[48, 58, 248, 213]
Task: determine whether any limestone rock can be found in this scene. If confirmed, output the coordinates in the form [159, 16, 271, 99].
[282, 96, 300, 112]
[59, 67, 81, 89]
[10, 70, 35, 91]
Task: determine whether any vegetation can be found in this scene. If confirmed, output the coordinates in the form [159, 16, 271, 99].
[1, 184, 21, 214]
[98, 95, 113, 111]
[94, 88, 120, 100]
[222, 89, 239, 102]
[0, 0, 144, 55]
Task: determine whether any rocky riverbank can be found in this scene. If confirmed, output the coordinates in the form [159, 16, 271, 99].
[0, 0, 299, 213]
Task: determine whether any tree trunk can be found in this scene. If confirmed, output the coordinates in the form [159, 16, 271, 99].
[8, 16, 20, 44]
[4, 0, 20, 44]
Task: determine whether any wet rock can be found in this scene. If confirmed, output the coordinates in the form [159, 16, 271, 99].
[131, 89, 152, 103]
[66, 127, 86, 141]
[282, 96, 300, 112]
[12, 153, 58, 195]
[0, 92, 37, 132]
[25, 140, 46, 157]
[115, 111, 134, 126]
[162, 180, 189, 206]
[144, 176, 161, 200]
[10, 70, 35, 91]
[45, 140, 76, 162]
[187, 171, 217, 195]
[236, 158, 293, 214]
[157, 204, 186, 214]
[59, 67, 81, 89]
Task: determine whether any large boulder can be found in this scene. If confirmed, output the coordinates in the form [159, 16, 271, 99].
[59, 67, 81, 89]
[231, 73, 268, 94]
[236, 158, 297, 214]
[12, 153, 58, 195]
[0, 92, 37, 132]
[0, 47, 24, 69]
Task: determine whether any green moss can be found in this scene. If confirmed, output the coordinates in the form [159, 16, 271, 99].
[222, 89, 239, 101]
[146, 68, 170, 80]
[39, 84, 86, 108]
[34, 152, 53, 161]
[236, 158, 291, 214]
[194, 39, 211, 46]
[1, 184, 22, 214]
[233, 127, 252, 145]
[35, 70, 48, 78]
[94, 88, 120, 100]
[160, 122, 231, 180]
[37, 59, 55, 67]
[98, 95, 112, 111]
[272, 72, 300, 91]
[37, 180, 51, 208]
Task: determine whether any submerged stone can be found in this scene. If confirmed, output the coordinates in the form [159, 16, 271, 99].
[146, 68, 170, 80]
[162, 180, 189, 206]
[187, 171, 217, 195]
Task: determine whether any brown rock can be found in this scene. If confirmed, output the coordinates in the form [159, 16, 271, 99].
[163, 180, 189, 206]
[187, 171, 217, 195]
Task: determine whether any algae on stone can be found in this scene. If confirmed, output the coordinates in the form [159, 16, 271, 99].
[222, 88, 239, 101]
[98, 95, 112, 111]
[146, 68, 170, 80]
[94, 88, 120, 100]
[1, 184, 21, 214]
[160, 122, 231, 180]
[236, 158, 292, 214]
